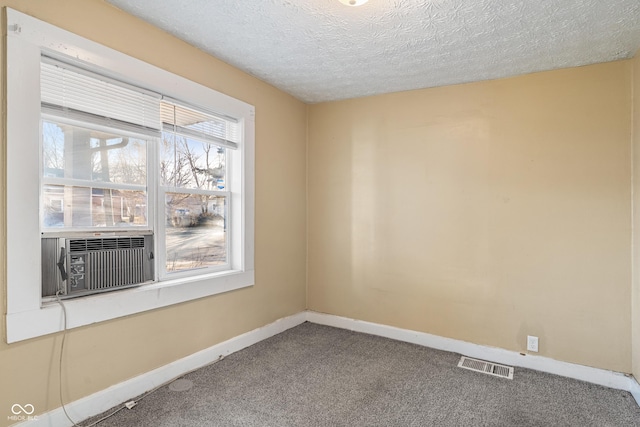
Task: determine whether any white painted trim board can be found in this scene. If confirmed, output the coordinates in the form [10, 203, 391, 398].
[306, 311, 640, 405]
[19, 310, 640, 426]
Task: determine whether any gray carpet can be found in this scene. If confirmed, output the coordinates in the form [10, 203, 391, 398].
[82, 322, 640, 426]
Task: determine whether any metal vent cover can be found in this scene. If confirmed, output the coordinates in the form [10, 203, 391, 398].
[86, 248, 146, 290]
[458, 356, 514, 380]
[69, 237, 146, 252]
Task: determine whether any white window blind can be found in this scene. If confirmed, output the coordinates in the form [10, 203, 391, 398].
[161, 98, 240, 150]
[40, 56, 162, 137]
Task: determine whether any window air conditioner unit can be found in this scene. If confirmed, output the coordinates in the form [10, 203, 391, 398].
[42, 234, 154, 298]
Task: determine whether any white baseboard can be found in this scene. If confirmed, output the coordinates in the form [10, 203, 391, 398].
[21, 309, 640, 426]
[21, 312, 307, 427]
[630, 378, 640, 407]
[305, 311, 640, 405]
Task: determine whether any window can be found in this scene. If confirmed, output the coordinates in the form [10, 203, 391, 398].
[159, 100, 239, 275]
[40, 56, 156, 232]
[39, 59, 242, 281]
[5, 9, 255, 343]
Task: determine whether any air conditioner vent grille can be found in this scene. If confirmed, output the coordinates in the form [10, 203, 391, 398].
[69, 239, 87, 252]
[87, 239, 105, 251]
[69, 237, 146, 252]
[88, 248, 145, 289]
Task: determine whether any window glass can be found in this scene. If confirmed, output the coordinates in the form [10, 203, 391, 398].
[41, 120, 148, 229]
[165, 193, 227, 272]
[160, 131, 228, 273]
[43, 121, 147, 185]
[160, 133, 226, 190]
[43, 185, 147, 228]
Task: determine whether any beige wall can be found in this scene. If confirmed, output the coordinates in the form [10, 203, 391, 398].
[308, 61, 633, 373]
[0, 1, 307, 424]
[633, 50, 640, 381]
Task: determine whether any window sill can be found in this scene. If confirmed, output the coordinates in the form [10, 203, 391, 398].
[6, 269, 254, 343]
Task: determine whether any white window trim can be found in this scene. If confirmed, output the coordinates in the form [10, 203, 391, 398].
[5, 9, 255, 343]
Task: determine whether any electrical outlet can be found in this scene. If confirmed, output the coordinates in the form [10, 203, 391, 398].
[527, 335, 539, 352]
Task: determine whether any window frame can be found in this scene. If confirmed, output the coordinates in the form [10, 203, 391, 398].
[5, 9, 255, 343]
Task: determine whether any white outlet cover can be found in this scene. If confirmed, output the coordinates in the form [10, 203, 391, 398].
[527, 336, 539, 352]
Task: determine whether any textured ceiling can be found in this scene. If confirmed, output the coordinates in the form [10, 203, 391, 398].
[106, 0, 640, 103]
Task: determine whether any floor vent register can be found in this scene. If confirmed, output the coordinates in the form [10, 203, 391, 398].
[458, 356, 514, 380]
